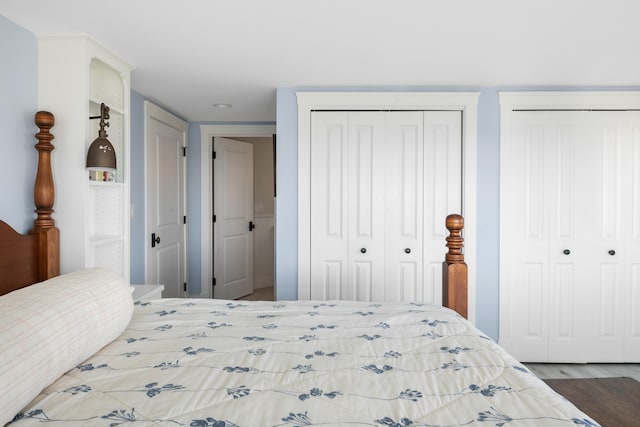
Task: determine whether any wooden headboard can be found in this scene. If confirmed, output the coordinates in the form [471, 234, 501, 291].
[0, 111, 59, 296]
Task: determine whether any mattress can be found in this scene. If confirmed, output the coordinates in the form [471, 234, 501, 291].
[9, 299, 599, 426]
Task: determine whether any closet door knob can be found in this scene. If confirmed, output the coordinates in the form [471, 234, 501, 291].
[608, 250, 616, 256]
[563, 249, 571, 255]
[360, 248, 367, 254]
[405, 248, 411, 254]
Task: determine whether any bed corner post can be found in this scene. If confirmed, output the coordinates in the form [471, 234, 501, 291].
[30, 111, 60, 280]
[442, 214, 468, 318]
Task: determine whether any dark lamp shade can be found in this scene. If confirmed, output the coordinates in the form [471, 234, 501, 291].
[86, 136, 116, 171]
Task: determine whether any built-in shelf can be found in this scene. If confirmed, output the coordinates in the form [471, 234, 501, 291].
[38, 34, 131, 280]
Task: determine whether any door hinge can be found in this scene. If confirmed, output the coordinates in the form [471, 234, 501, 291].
[183, 215, 187, 224]
[183, 282, 187, 292]
[212, 151, 216, 159]
[182, 146, 187, 157]
[213, 277, 216, 287]
[213, 214, 216, 223]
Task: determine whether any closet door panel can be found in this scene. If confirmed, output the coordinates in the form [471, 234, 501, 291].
[599, 123, 624, 240]
[322, 261, 344, 300]
[629, 264, 640, 361]
[588, 114, 627, 361]
[352, 261, 374, 301]
[385, 112, 424, 302]
[597, 265, 622, 335]
[394, 262, 419, 302]
[310, 112, 349, 299]
[423, 111, 462, 303]
[348, 113, 386, 301]
[553, 263, 576, 339]
[520, 263, 547, 360]
[506, 113, 551, 361]
[628, 114, 640, 361]
[633, 123, 640, 242]
[547, 115, 588, 361]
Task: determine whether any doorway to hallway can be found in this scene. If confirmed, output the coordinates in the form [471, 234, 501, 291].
[200, 124, 276, 300]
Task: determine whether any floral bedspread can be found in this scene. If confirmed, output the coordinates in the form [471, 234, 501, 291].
[10, 299, 599, 426]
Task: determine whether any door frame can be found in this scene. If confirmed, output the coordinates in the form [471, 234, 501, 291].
[296, 92, 479, 323]
[498, 91, 640, 351]
[144, 101, 189, 288]
[200, 124, 277, 298]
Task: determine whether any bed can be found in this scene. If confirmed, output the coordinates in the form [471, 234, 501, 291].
[1, 112, 600, 426]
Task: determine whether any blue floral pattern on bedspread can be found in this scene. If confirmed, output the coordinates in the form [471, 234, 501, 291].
[10, 300, 600, 426]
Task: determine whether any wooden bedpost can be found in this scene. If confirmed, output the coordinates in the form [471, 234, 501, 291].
[29, 111, 60, 281]
[442, 214, 467, 318]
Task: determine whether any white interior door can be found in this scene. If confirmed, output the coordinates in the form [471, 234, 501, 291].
[214, 138, 254, 300]
[145, 106, 187, 298]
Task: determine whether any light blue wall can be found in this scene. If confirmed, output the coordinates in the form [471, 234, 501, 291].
[0, 16, 38, 232]
[275, 89, 299, 301]
[474, 89, 502, 339]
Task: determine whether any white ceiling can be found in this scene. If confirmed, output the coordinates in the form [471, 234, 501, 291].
[3, 0, 639, 122]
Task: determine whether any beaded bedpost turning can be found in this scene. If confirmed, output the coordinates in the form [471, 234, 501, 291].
[442, 214, 468, 318]
[29, 111, 60, 280]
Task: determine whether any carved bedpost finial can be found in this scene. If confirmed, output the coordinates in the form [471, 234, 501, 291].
[443, 214, 468, 319]
[33, 111, 56, 229]
[445, 214, 464, 263]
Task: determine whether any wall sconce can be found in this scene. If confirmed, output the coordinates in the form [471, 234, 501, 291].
[86, 103, 116, 170]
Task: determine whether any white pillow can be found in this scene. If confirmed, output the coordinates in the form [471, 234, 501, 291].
[0, 268, 133, 426]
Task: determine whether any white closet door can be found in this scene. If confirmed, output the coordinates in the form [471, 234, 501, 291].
[580, 112, 627, 362]
[423, 111, 463, 304]
[546, 112, 604, 362]
[384, 112, 424, 301]
[502, 110, 638, 362]
[348, 113, 387, 301]
[503, 111, 556, 361]
[310, 112, 349, 299]
[309, 111, 462, 303]
[629, 113, 640, 361]
[310, 112, 387, 301]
